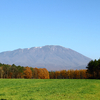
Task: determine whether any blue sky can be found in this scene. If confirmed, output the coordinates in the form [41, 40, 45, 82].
[0, 0, 100, 60]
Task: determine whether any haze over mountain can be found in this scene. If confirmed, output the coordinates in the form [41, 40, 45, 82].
[0, 45, 91, 71]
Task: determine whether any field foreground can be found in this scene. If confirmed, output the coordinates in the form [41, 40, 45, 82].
[0, 79, 100, 100]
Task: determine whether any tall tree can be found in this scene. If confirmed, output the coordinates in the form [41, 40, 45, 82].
[24, 67, 32, 79]
[86, 60, 95, 78]
[2, 64, 10, 78]
[86, 59, 100, 78]
[9, 64, 18, 78]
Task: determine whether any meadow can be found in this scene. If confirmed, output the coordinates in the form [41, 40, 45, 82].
[0, 79, 100, 100]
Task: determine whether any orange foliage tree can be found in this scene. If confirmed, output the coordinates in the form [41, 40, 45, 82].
[24, 67, 32, 79]
[55, 71, 60, 79]
[33, 68, 49, 79]
[49, 69, 88, 79]
[42, 68, 50, 79]
[60, 70, 67, 79]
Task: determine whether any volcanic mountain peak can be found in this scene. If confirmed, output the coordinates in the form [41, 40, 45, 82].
[0, 45, 91, 71]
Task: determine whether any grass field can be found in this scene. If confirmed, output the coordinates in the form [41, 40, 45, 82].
[0, 79, 100, 100]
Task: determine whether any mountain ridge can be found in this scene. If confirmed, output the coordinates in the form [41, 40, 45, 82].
[0, 45, 91, 71]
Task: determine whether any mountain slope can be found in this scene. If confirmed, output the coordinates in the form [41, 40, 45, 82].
[0, 45, 91, 70]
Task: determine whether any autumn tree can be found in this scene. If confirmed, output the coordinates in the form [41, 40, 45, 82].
[0, 67, 4, 78]
[55, 71, 60, 79]
[49, 71, 55, 79]
[30, 67, 34, 79]
[42, 68, 49, 79]
[24, 67, 32, 79]
[35, 68, 49, 79]
[60, 70, 67, 79]
[33, 68, 38, 79]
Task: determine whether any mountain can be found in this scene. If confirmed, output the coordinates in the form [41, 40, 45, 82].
[0, 45, 91, 71]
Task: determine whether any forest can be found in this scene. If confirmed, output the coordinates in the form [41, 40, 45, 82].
[0, 59, 100, 79]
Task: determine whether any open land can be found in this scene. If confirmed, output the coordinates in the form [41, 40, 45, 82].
[0, 79, 100, 100]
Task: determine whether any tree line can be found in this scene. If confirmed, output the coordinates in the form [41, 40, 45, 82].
[50, 59, 100, 79]
[0, 63, 49, 79]
[49, 69, 88, 79]
[0, 59, 100, 79]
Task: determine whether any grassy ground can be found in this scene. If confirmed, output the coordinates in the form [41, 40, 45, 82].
[0, 79, 100, 100]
